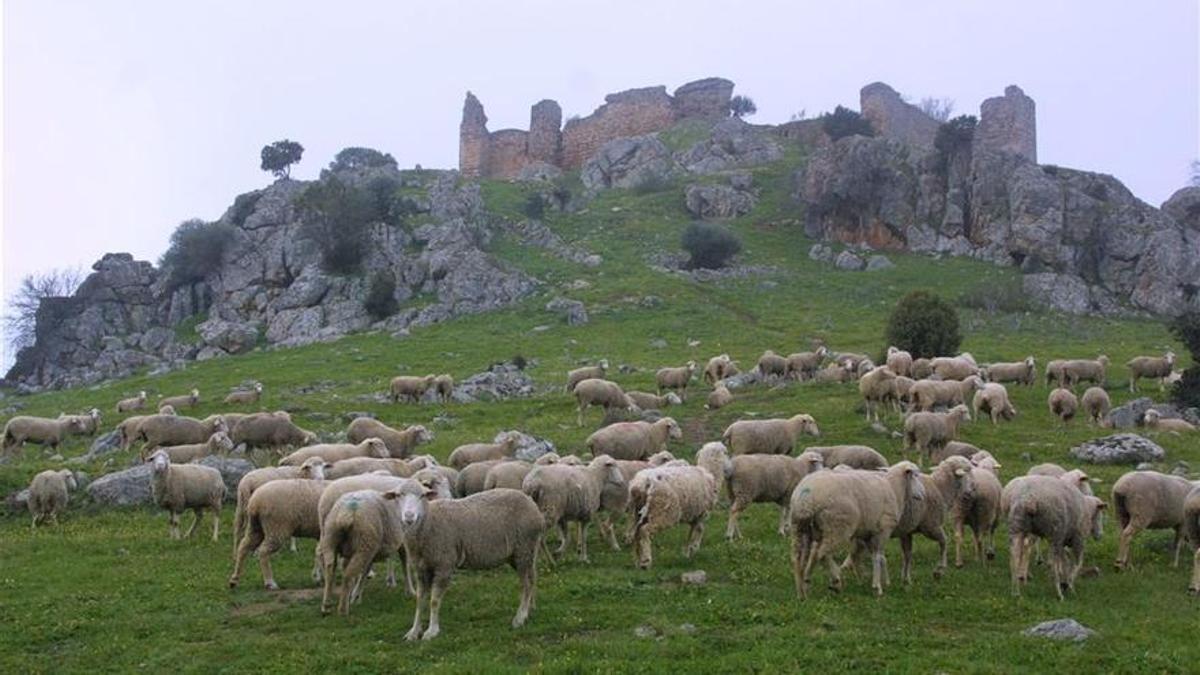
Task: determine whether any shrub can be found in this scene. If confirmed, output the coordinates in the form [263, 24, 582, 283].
[511, 354, 528, 370]
[160, 219, 234, 290]
[329, 147, 397, 173]
[363, 272, 399, 320]
[260, 139, 303, 179]
[681, 222, 742, 270]
[918, 97, 954, 122]
[1170, 312, 1200, 408]
[364, 175, 402, 224]
[821, 106, 875, 141]
[523, 193, 546, 220]
[729, 95, 757, 118]
[934, 115, 977, 156]
[297, 177, 374, 274]
[227, 191, 262, 228]
[885, 290, 962, 359]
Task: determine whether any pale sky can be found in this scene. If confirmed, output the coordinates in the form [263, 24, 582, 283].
[3, 0, 1198, 366]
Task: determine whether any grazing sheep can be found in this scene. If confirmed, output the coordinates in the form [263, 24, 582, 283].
[786, 347, 828, 381]
[656, 361, 697, 400]
[705, 383, 733, 410]
[158, 431, 236, 464]
[859, 366, 898, 422]
[346, 418, 434, 459]
[1045, 359, 1067, 387]
[522, 455, 624, 562]
[325, 457, 421, 481]
[386, 482, 544, 640]
[1111, 470, 1198, 571]
[1062, 356, 1110, 388]
[1143, 409, 1197, 434]
[230, 412, 317, 453]
[456, 459, 507, 497]
[935, 457, 1001, 567]
[885, 346, 913, 377]
[115, 416, 151, 450]
[483, 453, 561, 491]
[280, 438, 389, 466]
[586, 418, 681, 461]
[1127, 352, 1176, 392]
[432, 374, 455, 403]
[703, 354, 737, 385]
[158, 404, 178, 416]
[930, 354, 979, 381]
[1080, 387, 1112, 426]
[2, 416, 86, 456]
[972, 382, 1017, 425]
[983, 357, 1037, 386]
[390, 375, 436, 403]
[626, 391, 682, 411]
[1047, 388, 1079, 424]
[902, 405, 971, 465]
[116, 391, 148, 413]
[223, 382, 264, 405]
[724, 451, 824, 539]
[229, 466, 330, 589]
[789, 462, 924, 598]
[148, 449, 225, 542]
[610, 451, 677, 547]
[160, 389, 200, 409]
[1185, 486, 1200, 595]
[908, 379, 971, 412]
[58, 409, 101, 437]
[565, 359, 610, 393]
[573, 378, 640, 426]
[756, 350, 788, 380]
[136, 414, 227, 454]
[910, 358, 934, 380]
[1005, 475, 1106, 599]
[722, 414, 821, 455]
[807, 445, 888, 471]
[231, 457, 330, 556]
[629, 464, 718, 569]
[28, 469, 77, 528]
[833, 352, 871, 372]
[447, 431, 523, 469]
[813, 362, 854, 383]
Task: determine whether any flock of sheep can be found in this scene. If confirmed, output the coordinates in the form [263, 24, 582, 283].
[5, 344, 1200, 640]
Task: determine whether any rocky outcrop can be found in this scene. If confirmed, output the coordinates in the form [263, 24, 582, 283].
[676, 118, 782, 174]
[1069, 434, 1166, 465]
[1162, 186, 1200, 231]
[581, 135, 673, 191]
[684, 183, 756, 219]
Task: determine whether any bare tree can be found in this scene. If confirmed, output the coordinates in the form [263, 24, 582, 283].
[919, 97, 955, 122]
[3, 267, 85, 356]
[789, 109, 808, 122]
[1190, 160, 1200, 187]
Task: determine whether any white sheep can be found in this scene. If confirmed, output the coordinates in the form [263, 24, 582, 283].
[136, 414, 228, 454]
[705, 384, 733, 410]
[972, 382, 1017, 425]
[58, 408, 101, 437]
[909, 377, 978, 412]
[572, 378, 640, 426]
[1047, 387, 1079, 424]
[806, 445, 888, 470]
[629, 464, 718, 569]
[1044, 359, 1067, 387]
[886, 463, 950, 584]
[902, 405, 971, 465]
[723, 451, 824, 540]
[626, 390, 683, 410]
[325, 456, 422, 480]
[565, 359, 609, 393]
[346, 417, 434, 458]
[910, 357, 934, 380]
[319, 488, 409, 616]
[160, 388, 200, 409]
[785, 347, 828, 381]
[116, 391, 148, 413]
[157, 431, 236, 464]
[223, 382, 264, 405]
[389, 375, 436, 403]
[930, 354, 979, 380]
[230, 457, 330, 556]
[885, 346, 913, 377]
[585, 418, 681, 461]
[656, 361, 697, 400]
[813, 362, 854, 383]
[935, 456, 1001, 567]
[1143, 409, 1197, 434]
[757, 350, 788, 380]
[1080, 387, 1112, 426]
[432, 374, 455, 403]
[1111, 470, 1198, 571]
[703, 354, 737, 385]
[28, 469, 77, 528]
[455, 459, 508, 496]
[147, 449, 225, 542]
[2, 415, 86, 456]
[859, 366, 898, 422]
[447, 431, 523, 469]
[280, 438, 390, 466]
[483, 453, 561, 491]
[693, 442, 729, 496]
[1004, 474, 1106, 599]
[982, 357, 1036, 386]
[722, 414, 821, 455]
[930, 440, 986, 465]
[1062, 355, 1110, 388]
[1185, 486, 1200, 595]
[229, 462, 330, 590]
[522, 455, 624, 562]
[611, 451, 678, 546]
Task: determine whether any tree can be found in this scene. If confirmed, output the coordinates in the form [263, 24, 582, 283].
[260, 139, 304, 179]
[328, 147, 397, 174]
[1170, 312, 1200, 408]
[159, 219, 234, 290]
[918, 97, 955, 122]
[729, 95, 757, 119]
[363, 272, 399, 320]
[3, 267, 84, 355]
[821, 106, 875, 141]
[884, 291, 962, 359]
[681, 222, 742, 269]
[296, 176, 374, 274]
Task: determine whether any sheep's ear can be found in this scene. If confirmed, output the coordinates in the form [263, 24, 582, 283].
[422, 489, 439, 500]
[1096, 501, 1108, 510]
[954, 468, 967, 477]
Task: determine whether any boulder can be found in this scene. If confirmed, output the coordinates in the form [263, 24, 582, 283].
[834, 250, 866, 271]
[677, 118, 783, 174]
[1069, 434, 1166, 465]
[1108, 397, 1155, 429]
[71, 430, 122, 463]
[1022, 619, 1096, 642]
[197, 318, 260, 355]
[505, 431, 557, 463]
[866, 255, 895, 271]
[545, 297, 588, 326]
[582, 135, 673, 191]
[808, 244, 834, 262]
[450, 363, 537, 403]
[683, 184, 756, 219]
[87, 464, 153, 506]
[195, 456, 254, 500]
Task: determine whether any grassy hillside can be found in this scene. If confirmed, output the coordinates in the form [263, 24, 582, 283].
[1, 140, 1195, 672]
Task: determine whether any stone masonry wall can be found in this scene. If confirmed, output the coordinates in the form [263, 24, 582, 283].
[860, 82, 940, 151]
[977, 85, 1037, 163]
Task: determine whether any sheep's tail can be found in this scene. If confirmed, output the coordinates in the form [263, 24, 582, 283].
[1113, 490, 1131, 529]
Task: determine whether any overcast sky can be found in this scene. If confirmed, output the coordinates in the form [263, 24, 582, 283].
[3, 0, 1198, 365]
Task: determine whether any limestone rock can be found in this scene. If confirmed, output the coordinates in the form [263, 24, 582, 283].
[866, 255, 894, 271]
[87, 464, 153, 506]
[581, 135, 673, 191]
[834, 250, 866, 271]
[683, 184, 756, 219]
[546, 297, 588, 326]
[450, 363, 536, 403]
[677, 118, 782, 174]
[1069, 434, 1165, 465]
[197, 318, 260, 355]
[1162, 186, 1200, 231]
[1023, 619, 1096, 642]
[195, 456, 254, 500]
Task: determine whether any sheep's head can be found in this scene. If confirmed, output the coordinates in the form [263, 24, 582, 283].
[405, 425, 433, 445]
[1165, 351, 1177, 366]
[559, 455, 586, 466]
[407, 454, 438, 470]
[795, 451, 824, 476]
[1144, 409, 1161, 425]
[974, 457, 1002, 476]
[1084, 496, 1107, 540]
[1097, 355, 1110, 367]
[58, 469, 78, 491]
[591, 454, 624, 486]
[938, 456, 975, 498]
[299, 457, 330, 480]
[301, 430, 320, 446]
[889, 461, 926, 502]
[190, 388, 200, 398]
[1060, 469, 1094, 497]
[685, 361, 697, 374]
[660, 417, 682, 440]
[89, 408, 101, 421]
[664, 392, 683, 406]
[534, 452, 560, 466]
[148, 449, 170, 473]
[384, 480, 432, 528]
[212, 432, 235, 454]
[212, 416, 229, 433]
[648, 450, 676, 466]
[963, 376, 983, 391]
[159, 405, 177, 415]
[887, 346, 899, 356]
[413, 470, 453, 500]
[138, 391, 147, 400]
[254, 382, 264, 393]
[598, 359, 610, 371]
[1025, 356, 1036, 368]
[364, 438, 389, 458]
[791, 414, 820, 437]
[949, 405, 971, 423]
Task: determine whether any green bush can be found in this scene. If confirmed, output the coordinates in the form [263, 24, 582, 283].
[523, 193, 546, 220]
[729, 95, 757, 118]
[935, 115, 977, 156]
[297, 177, 374, 274]
[328, 147, 397, 173]
[681, 222, 742, 270]
[885, 290, 962, 358]
[159, 219, 234, 289]
[1170, 312, 1200, 408]
[260, 139, 303, 179]
[821, 106, 875, 141]
[363, 272, 399, 320]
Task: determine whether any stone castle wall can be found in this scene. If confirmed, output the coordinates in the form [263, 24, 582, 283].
[860, 82, 941, 151]
[977, 85, 1037, 163]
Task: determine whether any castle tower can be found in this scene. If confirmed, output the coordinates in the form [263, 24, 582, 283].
[976, 85, 1037, 163]
[527, 99, 562, 166]
[459, 92, 489, 178]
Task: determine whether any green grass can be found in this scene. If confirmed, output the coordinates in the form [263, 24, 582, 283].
[1, 149, 1196, 672]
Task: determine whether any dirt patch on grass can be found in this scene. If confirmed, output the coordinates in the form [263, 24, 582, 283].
[229, 588, 321, 618]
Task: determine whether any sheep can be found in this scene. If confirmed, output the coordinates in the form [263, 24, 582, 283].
[147, 449, 225, 542]
[858, 366, 898, 422]
[346, 418, 434, 458]
[1045, 359, 1067, 387]
[116, 415, 153, 450]
[930, 353, 979, 381]
[935, 457, 1001, 567]
[59, 408, 101, 437]
[447, 431, 523, 469]
[722, 414, 821, 455]
[432, 374, 455, 402]
[483, 453, 561, 491]
[785, 347, 828, 381]
[280, 438, 390, 466]
[1005, 474, 1106, 599]
[565, 359, 609, 393]
[572, 378, 640, 427]
[982, 357, 1037, 386]
[1080, 387, 1112, 426]
[389, 375, 436, 403]
[757, 350, 788, 380]
[902, 405, 970, 465]
[229, 463, 330, 589]
[456, 459, 507, 497]
[135, 414, 227, 454]
[158, 431, 236, 464]
[693, 442, 729, 493]
[1047, 387, 1079, 424]
[705, 383, 733, 410]
[908, 379, 968, 412]
[158, 404, 177, 416]
[626, 390, 682, 411]
[972, 382, 1017, 425]
[607, 451, 677, 547]
[522, 455, 624, 562]
[1165, 370, 1184, 387]
[230, 412, 317, 453]
[789, 462, 924, 598]
[629, 464, 718, 569]
[886, 463, 949, 584]
[1062, 355, 1110, 388]
[116, 391, 148, 413]
[28, 469, 77, 528]
[1143, 409, 1197, 434]
[160, 388, 200, 409]
[971, 452, 1003, 480]
[885, 346, 913, 377]
[891, 376, 916, 411]
[231, 457, 330, 556]
[806, 445, 888, 471]
[833, 351, 871, 372]
[2, 416, 86, 456]
[656, 361, 697, 400]
[703, 354, 737, 385]
[325, 456, 423, 481]
[1126, 351, 1176, 392]
[223, 382, 264, 405]
[931, 440, 987, 465]
[319, 488, 408, 616]
[1186, 486, 1200, 595]
[585, 418, 681, 461]
[910, 358, 934, 380]
[813, 362, 854, 383]
[1111, 470, 1198, 571]
[724, 451, 824, 540]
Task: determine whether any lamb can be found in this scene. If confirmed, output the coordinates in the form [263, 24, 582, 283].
[785, 347, 828, 381]
[656, 361, 697, 400]
[456, 459, 507, 496]
[972, 382, 1017, 425]
[28, 469, 77, 528]
[229, 462, 330, 589]
[722, 414, 821, 455]
[573, 378, 640, 426]
[789, 462, 924, 598]
[902, 405, 971, 465]
[1111, 470, 1198, 571]
[447, 431, 524, 469]
[135, 414, 227, 454]
[346, 418, 434, 458]
[930, 353, 979, 381]
[885, 346, 913, 377]
[724, 451, 824, 540]
[629, 464, 718, 569]
[626, 390, 682, 411]
[389, 375, 436, 403]
[806, 445, 888, 470]
[231, 457, 330, 556]
[326, 456, 424, 481]
[1080, 387, 1112, 426]
[223, 382, 264, 405]
[116, 391, 148, 413]
[160, 388, 200, 409]
[230, 412, 318, 453]
[157, 431, 236, 464]
[2, 416, 86, 456]
[757, 350, 788, 379]
[483, 453, 561, 491]
[1004, 474, 1106, 599]
[910, 358, 934, 380]
[1062, 355, 1110, 388]
[703, 354, 737, 385]
[1045, 359, 1067, 387]
[982, 357, 1037, 386]
[432, 374, 455, 403]
[585, 418, 681, 461]
[935, 457, 1001, 567]
[813, 362, 854, 383]
[147, 449, 225, 542]
[522, 455, 625, 562]
[280, 438, 390, 466]
[908, 378, 971, 412]
[858, 366, 898, 422]
[1047, 387, 1079, 424]
[705, 383, 733, 410]
[1143, 409, 1197, 433]
[1185, 486, 1200, 595]
[565, 359, 609, 393]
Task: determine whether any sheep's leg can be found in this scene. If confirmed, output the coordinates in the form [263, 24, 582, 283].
[1008, 532, 1024, 596]
[385, 557, 398, 588]
[257, 535, 286, 590]
[953, 518, 965, 568]
[869, 535, 887, 597]
[290, 537, 298, 553]
[30, 513, 39, 530]
[405, 571, 428, 641]
[599, 515, 621, 551]
[513, 560, 534, 628]
[576, 405, 584, 428]
[1172, 527, 1184, 568]
[685, 520, 706, 558]
[169, 511, 182, 540]
[211, 506, 221, 542]
[183, 508, 203, 539]
[899, 535, 914, 585]
[554, 522, 568, 556]
[577, 522, 590, 563]
[340, 555, 371, 616]
[927, 526, 947, 579]
[538, 535, 557, 567]
[791, 532, 809, 599]
[622, 507, 638, 545]
[776, 505, 791, 537]
[320, 548, 338, 615]
[1050, 544, 1066, 600]
[724, 500, 744, 540]
[1116, 520, 1145, 571]
[422, 573, 451, 641]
